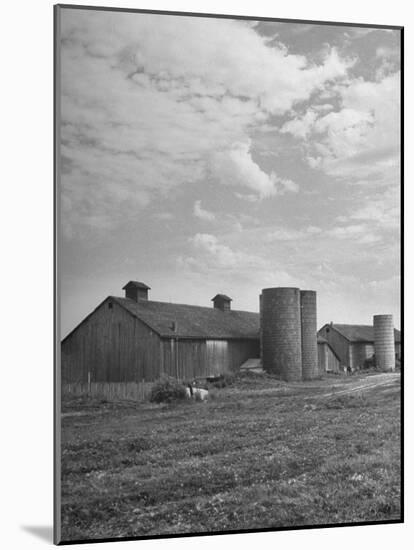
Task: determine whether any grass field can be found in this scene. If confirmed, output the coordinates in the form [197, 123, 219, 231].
[60, 372, 401, 542]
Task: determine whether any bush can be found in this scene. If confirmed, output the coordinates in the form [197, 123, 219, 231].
[149, 377, 187, 404]
[208, 373, 236, 389]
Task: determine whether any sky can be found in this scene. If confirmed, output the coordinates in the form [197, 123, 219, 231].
[58, 8, 401, 337]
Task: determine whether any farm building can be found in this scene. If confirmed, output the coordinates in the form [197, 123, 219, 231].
[317, 336, 341, 374]
[318, 323, 401, 371]
[61, 281, 260, 397]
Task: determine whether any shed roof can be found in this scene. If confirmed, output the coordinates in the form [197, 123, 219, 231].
[326, 324, 401, 343]
[112, 297, 259, 339]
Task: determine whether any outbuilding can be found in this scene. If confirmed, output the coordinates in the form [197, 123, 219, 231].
[318, 323, 401, 371]
[317, 336, 341, 374]
[61, 281, 260, 398]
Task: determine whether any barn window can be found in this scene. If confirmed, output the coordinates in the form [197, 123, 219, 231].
[108, 302, 113, 309]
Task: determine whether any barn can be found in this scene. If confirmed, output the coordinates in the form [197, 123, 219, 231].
[317, 336, 341, 374]
[318, 323, 401, 371]
[61, 281, 260, 398]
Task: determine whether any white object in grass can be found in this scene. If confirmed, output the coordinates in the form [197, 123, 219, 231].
[185, 384, 208, 401]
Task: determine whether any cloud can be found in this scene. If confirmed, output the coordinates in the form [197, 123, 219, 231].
[280, 66, 400, 189]
[193, 200, 215, 222]
[155, 212, 174, 221]
[327, 224, 382, 244]
[329, 224, 365, 238]
[178, 231, 303, 294]
[60, 10, 352, 235]
[280, 109, 318, 139]
[184, 233, 268, 272]
[307, 72, 400, 180]
[306, 225, 322, 234]
[280, 178, 299, 193]
[210, 141, 298, 199]
[349, 204, 399, 230]
[313, 103, 334, 113]
[367, 275, 400, 293]
[235, 193, 261, 203]
[376, 46, 398, 59]
[264, 224, 323, 242]
[336, 185, 400, 236]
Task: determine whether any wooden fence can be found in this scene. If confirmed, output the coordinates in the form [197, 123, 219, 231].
[62, 381, 153, 402]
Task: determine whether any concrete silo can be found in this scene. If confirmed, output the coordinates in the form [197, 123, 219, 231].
[300, 290, 318, 380]
[261, 287, 302, 382]
[373, 314, 395, 372]
[259, 293, 263, 365]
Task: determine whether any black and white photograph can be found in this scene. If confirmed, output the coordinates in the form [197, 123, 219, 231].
[55, 4, 402, 544]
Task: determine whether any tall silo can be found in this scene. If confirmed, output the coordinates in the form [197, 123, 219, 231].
[300, 290, 318, 380]
[261, 287, 302, 382]
[259, 293, 263, 365]
[373, 314, 395, 372]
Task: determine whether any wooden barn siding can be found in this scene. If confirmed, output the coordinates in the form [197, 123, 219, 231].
[161, 339, 206, 380]
[327, 347, 341, 373]
[227, 339, 260, 371]
[318, 343, 327, 373]
[161, 338, 260, 380]
[395, 342, 401, 359]
[318, 343, 341, 373]
[349, 343, 374, 370]
[61, 299, 161, 384]
[318, 326, 350, 367]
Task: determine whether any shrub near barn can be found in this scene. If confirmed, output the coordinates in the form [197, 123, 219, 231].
[149, 377, 187, 404]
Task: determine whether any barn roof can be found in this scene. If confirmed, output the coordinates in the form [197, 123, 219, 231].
[328, 324, 401, 343]
[112, 297, 259, 340]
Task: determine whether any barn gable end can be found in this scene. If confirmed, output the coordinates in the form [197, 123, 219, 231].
[61, 297, 162, 384]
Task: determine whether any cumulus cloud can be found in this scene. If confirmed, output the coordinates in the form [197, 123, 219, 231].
[313, 103, 334, 113]
[280, 109, 318, 139]
[188, 233, 266, 270]
[59, 9, 351, 235]
[193, 200, 215, 222]
[304, 72, 399, 180]
[280, 63, 400, 192]
[210, 141, 298, 199]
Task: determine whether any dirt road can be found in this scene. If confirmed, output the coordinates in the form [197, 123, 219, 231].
[316, 372, 400, 400]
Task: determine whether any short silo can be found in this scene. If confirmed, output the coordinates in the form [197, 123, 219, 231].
[373, 314, 395, 372]
[300, 290, 318, 380]
[261, 287, 302, 382]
